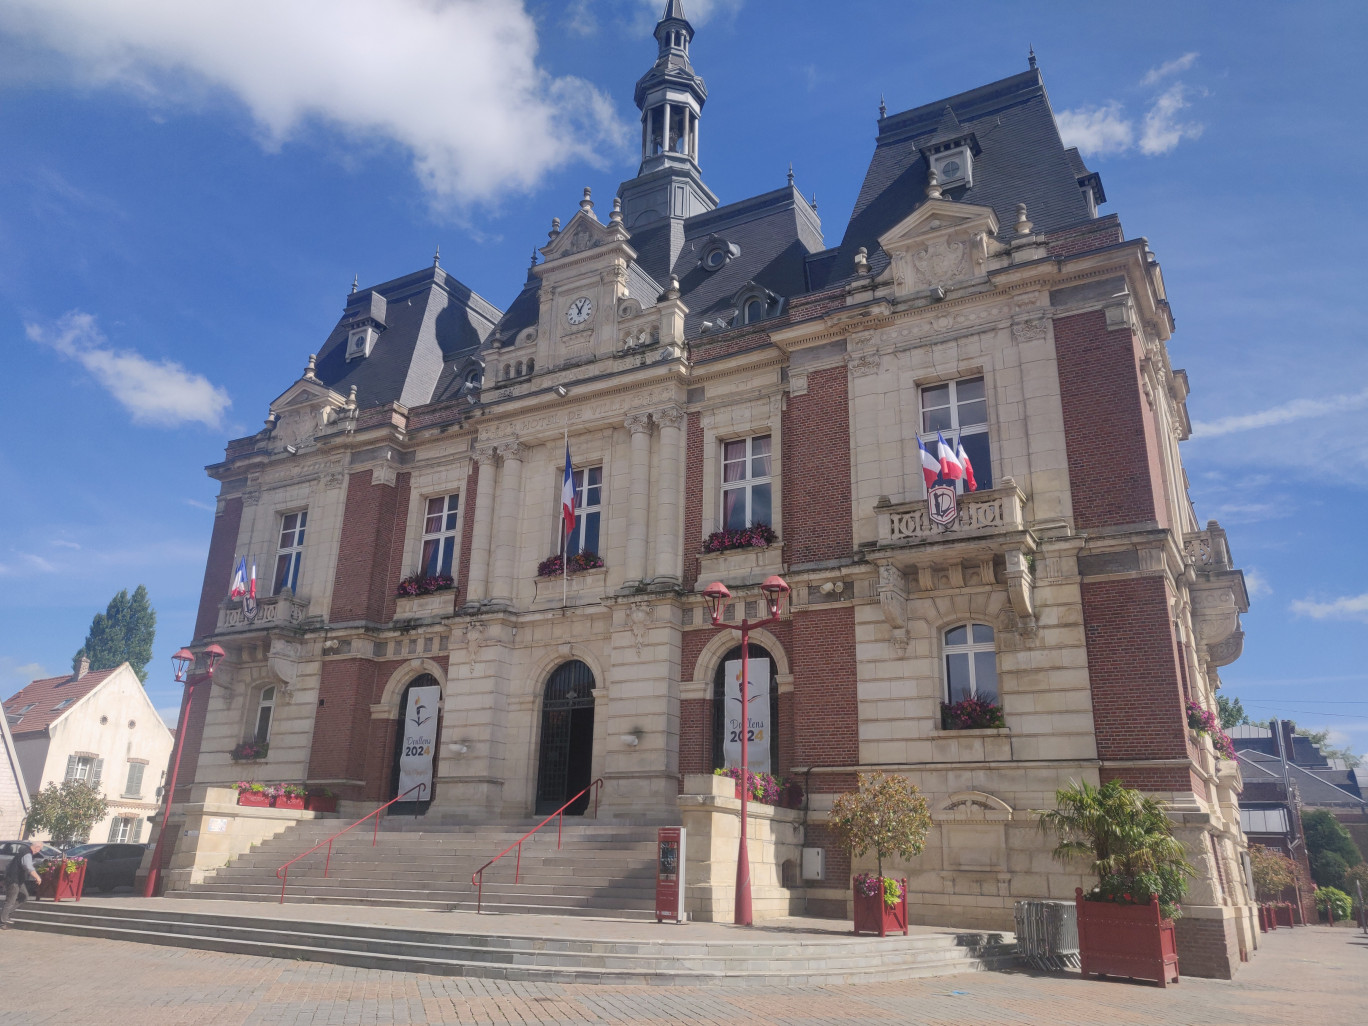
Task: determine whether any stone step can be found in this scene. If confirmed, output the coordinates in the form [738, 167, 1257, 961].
[11, 904, 1016, 986]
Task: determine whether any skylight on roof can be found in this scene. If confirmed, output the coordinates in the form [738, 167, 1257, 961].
[51, 698, 74, 711]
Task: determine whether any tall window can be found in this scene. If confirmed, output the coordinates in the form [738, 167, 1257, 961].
[920, 376, 993, 492]
[721, 435, 772, 530]
[944, 624, 998, 703]
[123, 761, 146, 798]
[420, 494, 460, 577]
[254, 686, 276, 744]
[565, 467, 602, 557]
[273, 511, 307, 594]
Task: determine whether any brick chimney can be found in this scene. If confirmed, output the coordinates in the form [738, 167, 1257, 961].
[73, 656, 90, 680]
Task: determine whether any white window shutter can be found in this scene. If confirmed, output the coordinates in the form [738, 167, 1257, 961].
[91, 757, 104, 784]
[65, 753, 78, 780]
[108, 819, 120, 842]
[131, 817, 143, 843]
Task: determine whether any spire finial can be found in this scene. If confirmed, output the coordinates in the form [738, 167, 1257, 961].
[810, 193, 818, 212]
[610, 196, 623, 225]
[1015, 202, 1033, 235]
[925, 168, 943, 201]
[787, 162, 794, 186]
[1028, 45, 1037, 70]
[530, 248, 538, 268]
[549, 216, 561, 241]
[580, 186, 594, 215]
[351, 274, 358, 294]
[879, 93, 887, 119]
[433, 244, 440, 267]
[304, 354, 317, 380]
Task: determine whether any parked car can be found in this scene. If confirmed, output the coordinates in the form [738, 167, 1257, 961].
[0, 840, 64, 877]
[76, 843, 149, 892]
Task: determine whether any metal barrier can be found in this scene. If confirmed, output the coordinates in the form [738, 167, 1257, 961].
[275, 783, 426, 903]
[471, 778, 603, 913]
[1014, 899, 1080, 970]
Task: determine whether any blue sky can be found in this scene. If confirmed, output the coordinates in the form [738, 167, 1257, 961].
[0, 1, 1364, 750]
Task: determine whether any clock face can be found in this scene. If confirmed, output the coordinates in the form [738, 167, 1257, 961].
[566, 296, 594, 326]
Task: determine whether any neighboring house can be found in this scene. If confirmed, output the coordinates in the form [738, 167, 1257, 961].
[0, 698, 29, 838]
[2, 659, 173, 845]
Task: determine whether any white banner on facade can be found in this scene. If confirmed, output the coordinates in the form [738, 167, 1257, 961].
[722, 657, 771, 774]
[397, 684, 441, 801]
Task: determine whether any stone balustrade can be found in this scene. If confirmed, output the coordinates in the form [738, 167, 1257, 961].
[217, 591, 309, 633]
[875, 479, 1026, 547]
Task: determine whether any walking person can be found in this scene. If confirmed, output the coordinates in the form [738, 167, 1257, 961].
[1, 840, 43, 929]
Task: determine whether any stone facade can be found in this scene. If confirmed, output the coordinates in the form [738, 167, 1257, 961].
[153, 3, 1258, 976]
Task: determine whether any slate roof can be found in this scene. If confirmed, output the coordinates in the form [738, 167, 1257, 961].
[1236, 749, 1365, 807]
[816, 68, 1101, 290]
[3, 668, 119, 738]
[312, 266, 501, 410]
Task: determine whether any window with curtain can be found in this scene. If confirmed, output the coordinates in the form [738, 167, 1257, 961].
[420, 494, 460, 577]
[565, 466, 602, 557]
[273, 510, 308, 594]
[721, 435, 772, 531]
[943, 624, 998, 703]
[919, 376, 993, 493]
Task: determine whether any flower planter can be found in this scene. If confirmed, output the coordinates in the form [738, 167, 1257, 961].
[237, 791, 271, 808]
[1075, 888, 1179, 987]
[1274, 903, 1294, 928]
[275, 794, 306, 811]
[852, 878, 909, 937]
[36, 860, 86, 902]
[305, 795, 337, 813]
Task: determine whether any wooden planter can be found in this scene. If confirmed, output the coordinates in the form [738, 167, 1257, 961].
[1075, 888, 1179, 987]
[36, 860, 86, 902]
[1274, 903, 1294, 928]
[275, 794, 306, 810]
[305, 795, 337, 813]
[237, 791, 271, 808]
[852, 878, 909, 937]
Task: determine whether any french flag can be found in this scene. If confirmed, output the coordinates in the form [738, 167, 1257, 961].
[248, 560, 257, 600]
[917, 436, 940, 490]
[956, 440, 977, 492]
[229, 557, 248, 599]
[937, 430, 964, 481]
[561, 442, 576, 541]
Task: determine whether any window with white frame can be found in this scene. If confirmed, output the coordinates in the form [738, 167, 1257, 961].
[565, 466, 603, 557]
[420, 494, 460, 578]
[65, 754, 101, 784]
[721, 435, 772, 531]
[919, 376, 993, 492]
[107, 816, 140, 843]
[123, 761, 146, 798]
[254, 686, 276, 744]
[943, 624, 998, 703]
[273, 510, 308, 595]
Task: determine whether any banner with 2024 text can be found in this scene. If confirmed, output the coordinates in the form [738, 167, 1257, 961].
[397, 684, 441, 801]
[722, 657, 771, 774]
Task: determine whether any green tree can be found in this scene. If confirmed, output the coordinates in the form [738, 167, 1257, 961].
[24, 780, 110, 848]
[74, 585, 157, 683]
[1216, 695, 1249, 730]
[828, 772, 932, 881]
[1248, 843, 1298, 900]
[1303, 809, 1364, 871]
[1311, 849, 1349, 889]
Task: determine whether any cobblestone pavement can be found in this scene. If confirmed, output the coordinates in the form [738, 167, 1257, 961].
[0, 924, 1363, 1025]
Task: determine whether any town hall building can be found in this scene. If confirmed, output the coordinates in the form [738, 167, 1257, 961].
[155, 2, 1256, 977]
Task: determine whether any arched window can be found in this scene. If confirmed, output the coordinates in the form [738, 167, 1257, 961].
[503, 363, 511, 380]
[464, 367, 481, 387]
[711, 644, 780, 774]
[744, 298, 767, 324]
[943, 624, 997, 703]
[526, 357, 534, 375]
[515, 360, 524, 377]
[254, 685, 276, 744]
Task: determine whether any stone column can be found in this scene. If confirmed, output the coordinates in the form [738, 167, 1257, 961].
[654, 405, 684, 586]
[489, 441, 526, 605]
[464, 447, 498, 604]
[624, 413, 653, 585]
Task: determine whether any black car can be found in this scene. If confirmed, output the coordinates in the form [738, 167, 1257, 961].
[76, 843, 148, 892]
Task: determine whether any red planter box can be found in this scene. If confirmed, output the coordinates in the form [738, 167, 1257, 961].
[1075, 888, 1179, 987]
[305, 795, 337, 813]
[237, 791, 271, 807]
[852, 878, 909, 937]
[275, 794, 306, 811]
[36, 860, 86, 902]
[1274, 903, 1294, 928]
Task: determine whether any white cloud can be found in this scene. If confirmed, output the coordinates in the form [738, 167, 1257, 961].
[1056, 102, 1134, 157]
[1191, 386, 1368, 438]
[1290, 593, 1368, 624]
[0, 658, 46, 685]
[27, 311, 232, 430]
[1139, 83, 1203, 155]
[0, 0, 629, 211]
[52, 539, 81, 550]
[1141, 51, 1199, 86]
[184, 498, 216, 512]
[1243, 568, 1272, 598]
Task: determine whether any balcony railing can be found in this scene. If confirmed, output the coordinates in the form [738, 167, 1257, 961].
[875, 480, 1026, 547]
[216, 591, 308, 632]
[1184, 521, 1233, 570]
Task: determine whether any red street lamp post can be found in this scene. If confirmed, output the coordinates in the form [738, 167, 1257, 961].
[701, 574, 789, 927]
[143, 642, 225, 898]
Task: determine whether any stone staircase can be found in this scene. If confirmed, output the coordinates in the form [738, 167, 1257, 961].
[170, 817, 663, 919]
[11, 901, 1018, 986]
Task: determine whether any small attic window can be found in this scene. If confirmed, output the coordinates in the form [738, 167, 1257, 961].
[52, 698, 75, 711]
[931, 145, 972, 188]
[347, 326, 376, 361]
[699, 238, 739, 272]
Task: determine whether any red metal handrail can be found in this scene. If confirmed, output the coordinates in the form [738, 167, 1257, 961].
[470, 779, 603, 913]
[274, 783, 426, 903]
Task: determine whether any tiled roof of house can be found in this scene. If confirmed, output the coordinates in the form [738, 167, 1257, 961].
[2, 668, 119, 738]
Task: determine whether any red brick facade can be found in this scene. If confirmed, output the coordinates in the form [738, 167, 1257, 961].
[789, 606, 859, 775]
[193, 497, 243, 641]
[781, 366, 852, 565]
[682, 412, 703, 590]
[454, 462, 480, 607]
[328, 470, 412, 624]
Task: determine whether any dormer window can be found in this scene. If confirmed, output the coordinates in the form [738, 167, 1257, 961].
[347, 325, 376, 361]
[931, 145, 973, 188]
[699, 236, 740, 272]
[733, 283, 783, 325]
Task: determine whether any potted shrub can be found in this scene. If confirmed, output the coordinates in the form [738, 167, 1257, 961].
[1036, 779, 1190, 987]
[276, 783, 307, 811]
[940, 696, 1006, 730]
[36, 855, 87, 902]
[702, 523, 778, 554]
[536, 551, 605, 578]
[235, 781, 271, 807]
[395, 573, 454, 596]
[305, 786, 338, 813]
[231, 739, 269, 762]
[712, 768, 802, 809]
[827, 772, 931, 937]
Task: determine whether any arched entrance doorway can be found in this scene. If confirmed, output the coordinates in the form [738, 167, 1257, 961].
[388, 673, 440, 814]
[536, 660, 596, 815]
[711, 644, 780, 773]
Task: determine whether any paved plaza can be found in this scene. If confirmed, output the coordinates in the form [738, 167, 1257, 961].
[0, 920, 1364, 1025]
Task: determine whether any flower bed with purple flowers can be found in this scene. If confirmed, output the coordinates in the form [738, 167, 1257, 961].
[940, 696, 1006, 730]
[702, 523, 778, 553]
[536, 551, 605, 578]
[1185, 700, 1235, 759]
[230, 739, 269, 761]
[395, 573, 454, 597]
[713, 767, 803, 809]
[854, 872, 905, 908]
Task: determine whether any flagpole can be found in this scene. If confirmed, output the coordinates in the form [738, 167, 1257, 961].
[562, 423, 569, 611]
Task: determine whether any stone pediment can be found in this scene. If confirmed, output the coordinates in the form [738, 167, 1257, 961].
[878, 198, 1000, 298]
[539, 208, 631, 265]
[266, 361, 350, 452]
